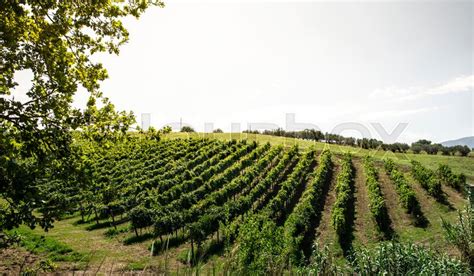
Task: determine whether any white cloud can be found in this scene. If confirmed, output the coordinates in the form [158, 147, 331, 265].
[370, 75, 474, 102]
[427, 75, 474, 95]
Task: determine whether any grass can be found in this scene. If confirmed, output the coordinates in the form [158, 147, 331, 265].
[104, 226, 129, 238]
[164, 132, 474, 182]
[125, 260, 148, 271]
[23, 216, 157, 271]
[18, 216, 206, 273]
[7, 226, 88, 263]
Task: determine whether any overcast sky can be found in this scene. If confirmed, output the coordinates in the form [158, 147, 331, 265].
[15, 0, 474, 143]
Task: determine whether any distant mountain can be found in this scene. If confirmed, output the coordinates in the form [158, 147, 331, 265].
[441, 136, 474, 149]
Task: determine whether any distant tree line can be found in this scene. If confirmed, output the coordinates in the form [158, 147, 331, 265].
[243, 128, 472, 156]
[410, 139, 471, 156]
[181, 126, 196, 133]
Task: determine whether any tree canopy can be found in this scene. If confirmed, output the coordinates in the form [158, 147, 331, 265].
[0, 0, 163, 232]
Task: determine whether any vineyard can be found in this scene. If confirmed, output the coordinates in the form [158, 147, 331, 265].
[2, 0, 473, 274]
[5, 136, 472, 274]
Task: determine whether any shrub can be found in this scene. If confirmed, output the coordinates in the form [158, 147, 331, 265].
[442, 205, 474, 269]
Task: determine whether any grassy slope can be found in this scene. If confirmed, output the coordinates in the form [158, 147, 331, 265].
[164, 133, 474, 182]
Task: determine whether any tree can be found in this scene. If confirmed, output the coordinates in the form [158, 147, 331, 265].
[395, 143, 410, 153]
[411, 139, 433, 154]
[426, 144, 442, 155]
[415, 139, 432, 145]
[458, 146, 471, 157]
[440, 146, 451, 155]
[213, 128, 223, 133]
[411, 144, 422, 154]
[0, 0, 163, 233]
[180, 126, 195, 132]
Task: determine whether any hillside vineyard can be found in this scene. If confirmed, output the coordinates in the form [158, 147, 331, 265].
[59, 137, 467, 265]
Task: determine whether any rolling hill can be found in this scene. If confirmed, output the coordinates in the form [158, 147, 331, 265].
[441, 136, 474, 149]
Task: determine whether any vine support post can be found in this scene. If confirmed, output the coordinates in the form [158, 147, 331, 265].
[190, 238, 195, 264]
[468, 183, 474, 209]
[94, 208, 99, 225]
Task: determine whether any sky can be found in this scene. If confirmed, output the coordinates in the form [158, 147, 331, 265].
[14, 0, 474, 143]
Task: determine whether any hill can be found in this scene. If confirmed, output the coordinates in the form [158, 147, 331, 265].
[167, 133, 474, 182]
[441, 136, 474, 149]
[2, 134, 471, 274]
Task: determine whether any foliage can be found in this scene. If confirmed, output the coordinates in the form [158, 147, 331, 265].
[187, 144, 281, 244]
[235, 214, 285, 275]
[442, 205, 474, 269]
[4, 136, 469, 272]
[437, 164, 466, 193]
[283, 150, 332, 266]
[140, 126, 161, 141]
[232, 147, 319, 271]
[161, 125, 173, 134]
[0, 0, 162, 232]
[351, 242, 470, 275]
[301, 241, 470, 274]
[125, 139, 244, 233]
[363, 156, 390, 234]
[181, 126, 195, 132]
[152, 142, 263, 237]
[301, 243, 344, 275]
[384, 159, 421, 216]
[263, 148, 316, 221]
[223, 146, 299, 242]
[380, 142, 410, 153]
[0, 231, 20, 249]
[331, 153, 354, 245]
[411, 140, 471, 156]
[411, 160, 443, 200]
